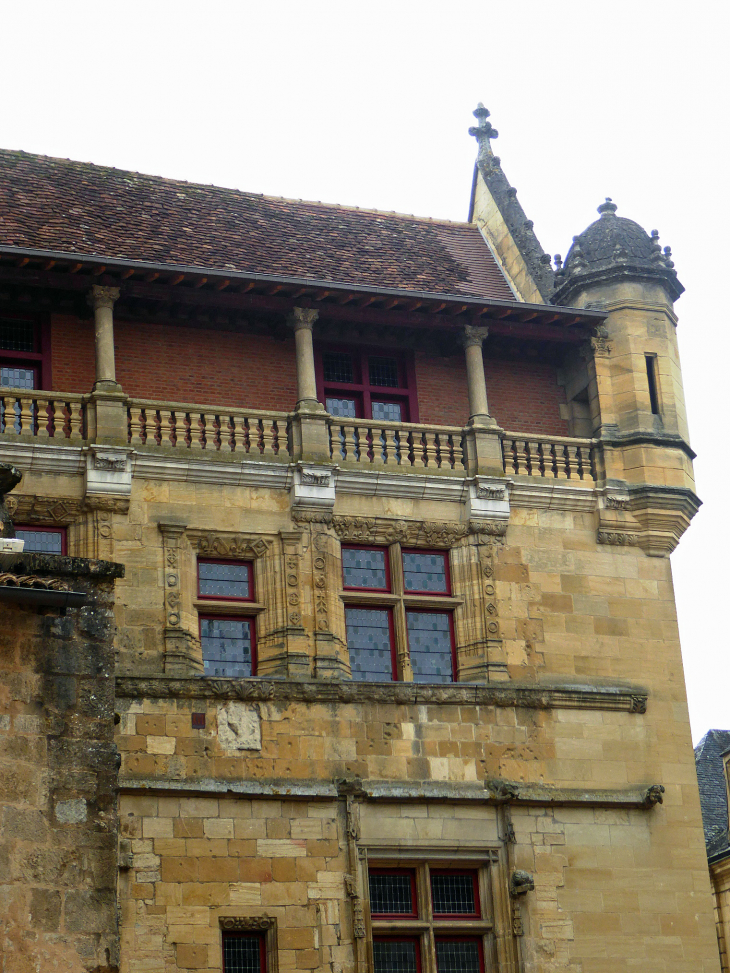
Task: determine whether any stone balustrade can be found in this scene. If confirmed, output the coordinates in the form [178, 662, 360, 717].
[0, 389, 86, 440]
[127, 399, 292, 458]
[328, 417, 466, 471]
[502, 431, 597, 482]
[0, 389, 600, 485]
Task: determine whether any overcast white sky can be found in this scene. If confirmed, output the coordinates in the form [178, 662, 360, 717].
[2, 1, 727, 742]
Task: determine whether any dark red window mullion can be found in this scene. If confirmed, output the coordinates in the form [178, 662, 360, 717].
[401, 548, 451, 596]
[430, 870, 481, 919]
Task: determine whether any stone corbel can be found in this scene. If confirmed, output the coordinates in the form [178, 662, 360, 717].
[466, 476, 511, 528]
[291, 462, 337, 514]
[85, 446, 133, 503]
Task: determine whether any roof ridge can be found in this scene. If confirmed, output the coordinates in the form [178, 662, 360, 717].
[0, 147, 474, 228]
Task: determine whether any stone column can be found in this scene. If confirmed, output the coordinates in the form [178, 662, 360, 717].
[462, 324, 491, 419]
[288, 306, 331, 463]
[89, 286, 121, 390]
[290, 307, 320, 409]
[86, 286, 128, 444]
[461, 324, 504, 476]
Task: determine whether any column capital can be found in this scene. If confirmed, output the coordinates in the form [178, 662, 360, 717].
[288, 307, 319, 332]
[88, 285, 120, 311]
[461, 324, 490, 349]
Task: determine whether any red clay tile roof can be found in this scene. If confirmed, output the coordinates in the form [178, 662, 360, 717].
[0, 149, 515, 301]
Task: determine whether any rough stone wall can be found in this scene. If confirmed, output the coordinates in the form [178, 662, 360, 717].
[0, 553, 124, 973]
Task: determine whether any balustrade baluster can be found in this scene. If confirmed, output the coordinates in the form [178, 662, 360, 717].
[225, 415, 235, 452]
[410, 429, 427, 469]
[380, 426, 399, 464]
[128, 407, 145, 446]
[35, 398, 51, 438]
[69, 400, 85, 441]
[18, 396, 35, 435]
[260, 417, 276, 458]
[553, 443, 569, 479]
[513, 439, 529, 475]
[337, 423, 354, 462]
[156, 409, 172, 447]
[565, 443, 580, 479]
[188, 412, 205, 449]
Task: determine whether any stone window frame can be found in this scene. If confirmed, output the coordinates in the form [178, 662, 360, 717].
[340, 543, 462, 683]
[361, 852, 500, 973]
[219, 915, 278, 973]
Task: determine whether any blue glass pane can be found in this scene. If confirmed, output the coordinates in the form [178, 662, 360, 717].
[402, 551, 448, 593]
[15, 529, 63, 554]
[342, 548, 388, 589]
[326, 397, 357, 418]
[373, 940, 418, 973]
[435, 939, 481, 973]
[346, 607, 393, 681]
[371, 401, 402, 422]
[0, 366, 35, 389]
[201, 618, 253, 677]
[199, 561, 250, 599]
[407, 612, 453, 683]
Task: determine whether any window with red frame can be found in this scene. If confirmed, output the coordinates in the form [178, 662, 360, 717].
[14, 525, 67, 555]
[341, 545, 455, 683]
[198, 560, 256, 678]
[368, 865, 489, 973]
[0, 314, 50, 435]
[222, 931, 266, 972]
[316, 347, 418, 423]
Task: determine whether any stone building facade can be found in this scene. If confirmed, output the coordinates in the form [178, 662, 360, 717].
[0, 106, 720, 972]
[696, 730, 730, 972]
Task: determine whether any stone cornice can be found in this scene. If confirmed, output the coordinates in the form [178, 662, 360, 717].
[115, 675, 648, 713]
[118, 774, 663, 810]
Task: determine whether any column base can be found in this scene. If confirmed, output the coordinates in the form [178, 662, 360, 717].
[87, 389, 128, 444]
[290, 407, 332, 463]
[463, 419, 505, 477]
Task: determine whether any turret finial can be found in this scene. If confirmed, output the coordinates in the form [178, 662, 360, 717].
[469, 103, 499, 161]
[597, 197, 618, 217]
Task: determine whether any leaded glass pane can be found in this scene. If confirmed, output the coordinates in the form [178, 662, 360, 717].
[0, 319, 34, 352]
[222, 933, 263, 972]
[326, 397, 357, 418]
[346, 607, 393, 681]
[201, 618, 253, 677]
[372, 401, 402, 422]
[369, 872, 414, 915]
[431, 873, 477, 915]
[0, 366, 35, 389]
[15, 529, 64, 554]
[199, 561, 251, 599]
[407, 612, 453, 683]
[369, 357, 399, 387]
[402, 551, 448, 593]
[342, 548, 388, 590]
[373, 940, 418, 973]
[435, 938, 482, 973]
[323, 352, 354, 383]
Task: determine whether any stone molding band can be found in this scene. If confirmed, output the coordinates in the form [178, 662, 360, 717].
[119, 775, 663, 810]
[115, 676, 648, 712]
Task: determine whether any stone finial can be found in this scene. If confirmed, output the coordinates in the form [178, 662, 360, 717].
[288, 307, 319, 332]
[554, 254, 563, 272]
[469, 103, 499, 160]
[597, 197, 618, 217]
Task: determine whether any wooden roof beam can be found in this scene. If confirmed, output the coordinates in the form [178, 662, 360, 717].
[215, 279, 230, 291]
[193, 277, 208, 289]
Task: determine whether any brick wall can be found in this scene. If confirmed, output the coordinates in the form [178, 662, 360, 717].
[50, 316, 567, 435]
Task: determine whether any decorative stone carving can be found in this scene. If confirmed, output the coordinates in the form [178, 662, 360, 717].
[217, 702, 262, 751]
[220, 916, 275, 932]
[292, 509, 333, 525]
[158, 519, 201, 676]
[643, 784, 665, 807]
[630, 695, 648, 714]
[331, 516, 469, 548]
[590, 325, 612, 357]
[7, 494, 84, 523]
[460, 324, 490, 349]
[605, 495, 631, 510]
[85, 496, 130, 513]
[466, 476, 510, 528]
[597, 530, 640, 546]
[510, 870, 535, 897]
[188, 532, 271, 559]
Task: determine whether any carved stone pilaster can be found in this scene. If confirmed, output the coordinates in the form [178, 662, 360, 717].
[158, 519, 201, 676]
[451, 533, 508, 683]
[255, 531, 311, 680]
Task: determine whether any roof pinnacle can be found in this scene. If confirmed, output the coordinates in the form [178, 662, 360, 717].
[469, 103, 499, 161]
[597, 197, 618, 217]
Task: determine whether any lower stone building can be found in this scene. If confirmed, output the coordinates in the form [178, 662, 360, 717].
[696, 730, 730, 972]
[0, 106, 721, 972]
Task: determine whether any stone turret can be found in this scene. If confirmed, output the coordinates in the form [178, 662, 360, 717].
[553, 200, 699, 555]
